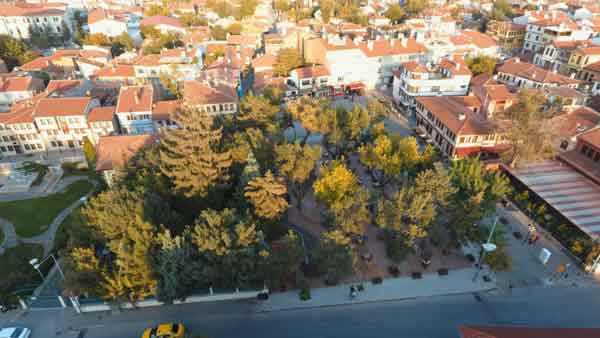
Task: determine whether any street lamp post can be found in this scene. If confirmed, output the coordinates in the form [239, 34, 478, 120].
[472, 217, 499, 282]
[29, 254, 65, 281]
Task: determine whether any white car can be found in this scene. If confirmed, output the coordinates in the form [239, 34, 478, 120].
[0, 327, 31, 338]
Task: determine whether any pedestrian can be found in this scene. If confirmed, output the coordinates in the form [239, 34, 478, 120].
[349, 285, 357, 300]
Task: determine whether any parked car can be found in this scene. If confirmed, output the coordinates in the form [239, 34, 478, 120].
[141, 323, 185, 338]
[0, 327, 31, 338]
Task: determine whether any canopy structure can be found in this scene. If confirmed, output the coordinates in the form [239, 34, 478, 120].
[504, 161, 600, 240]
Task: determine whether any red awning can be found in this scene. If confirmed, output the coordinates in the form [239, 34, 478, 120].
[455, 146, 481, 157]
[346, 82, 364, 90]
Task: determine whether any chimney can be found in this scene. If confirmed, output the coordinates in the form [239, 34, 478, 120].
[458, 112, 466, 120]
[390, 39, 395, 47]
[401, 38, 407, 47]
[134, 88, 141, 104]
[514, 57, 520, 63]
[456, 62, 460, 71]
[367, 40, 374, 51]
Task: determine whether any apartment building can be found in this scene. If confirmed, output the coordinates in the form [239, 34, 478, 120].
[87, 8, 128, 38]
[0, 106, 44, 156]
[469, 75, 518, 119]
[524, 17, 591, 53]
[415, 95, 506, 159]
[287, 65, 331, 98]
[33, 97, 99, 150]
[392, 56, 472, 110]
[497, 57, 581, 89]
[0, 76, 45, 112]
[534, 40, 592, 73]
[182, 80, 238, 115]
[115, 85, 155, 134]
[568, 46, 600, 80]
[487, 20, 526, 51]
[0, 3, 68, 40]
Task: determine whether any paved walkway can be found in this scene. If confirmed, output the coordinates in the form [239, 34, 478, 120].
[494, 202, 598, 289]
[258, 267, 495, 312]
[0, 177, 97, 255]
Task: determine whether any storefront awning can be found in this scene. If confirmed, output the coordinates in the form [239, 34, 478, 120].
[504, 161, 600, 240]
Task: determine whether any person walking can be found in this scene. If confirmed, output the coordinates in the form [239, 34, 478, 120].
[349, 285, 357, 300]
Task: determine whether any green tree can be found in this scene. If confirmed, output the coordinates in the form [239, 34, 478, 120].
[238, 0, 258, 18]
[385, 4, 405, 23]
[448, 158, 510, 242]
[82, 188, 158, 302]
[466, 55, 497, 76]
[82, 33, 111, 46]
[313, 230, 354, 284]
[159, 70, 181, 98]
[319, 0, 334, 23]
[159, 108, 232, 197]
[237, 95, 279, 133]
[274, 0, 290, 14]
[406, 0, 429, 15]
[244, 171, 289, 220]
[503, 89, 555, 168]
[82, 136, 96, 168]
[192, 208, 263, 289]
[111, 32, 135, 56]
[210, 25, 227, 40]
[274, 48, 303, 76]
[0, 35, 39, 71]
[145, 4, 169, 16]
[275, 142, 321, 209]
[180, 13, 208, 27]
[259, 230, 303, 289]
[154, 230, 199, 304]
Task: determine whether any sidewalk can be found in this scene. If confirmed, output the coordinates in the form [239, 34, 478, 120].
[258, 267, 495, 312]
[495, 203, 598, 289]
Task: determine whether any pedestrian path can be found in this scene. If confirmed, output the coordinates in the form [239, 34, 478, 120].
[258, 267, 495, 312]
[0, 177, 97, 255]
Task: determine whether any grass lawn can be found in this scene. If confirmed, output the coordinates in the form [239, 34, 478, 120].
[0, 244, 44, 291]
[0, 180, 94, 238]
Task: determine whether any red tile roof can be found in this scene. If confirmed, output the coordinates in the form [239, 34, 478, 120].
[416, 96, 502, 135]
[45, 79, 82, 95]
[293, 65, 330, 79]
[34, 97, 90, 117]
[451, 30, 498, 49]
[498, 58, 580, 85]
[358, 38, 427, 57]
[88, 106, 115, 122]
[0, 3, 64, 17]
[183, 80, 237, 106]
[116, 85, 153, 113]
[140, 15, 182, 28]
[459, 325, 600, 338]
[551, 107, 600, 138]
[152, 100, 181, 120]
[0, 76, 43, 92]
[96, 134, 157, 171]
[94, 65, 135, 78]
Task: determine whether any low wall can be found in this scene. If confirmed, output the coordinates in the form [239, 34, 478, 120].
[79, 289, 266, 313]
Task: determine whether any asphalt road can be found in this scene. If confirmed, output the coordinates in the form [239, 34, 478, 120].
[5, 285, 600, 338]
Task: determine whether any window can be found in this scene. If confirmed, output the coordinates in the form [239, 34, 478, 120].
[582, 145, 589, 155]
[2, 136, 8, 142]
[51, 141, 57, 147]
[0, 146, 5, 152]
[7, 146, 13, 151]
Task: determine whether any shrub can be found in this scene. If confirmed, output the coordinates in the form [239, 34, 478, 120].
[384, 234, 411, 263]
[299, 287, 311, 301]
[483, 249, 511, 271]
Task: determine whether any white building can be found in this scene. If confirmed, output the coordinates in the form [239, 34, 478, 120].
[392, 56, 472, 110]
[0, 3, 68, 40]
[0, 76, 45, 112]
[115, 85, 155, 134]
[87, 9, 128, 38]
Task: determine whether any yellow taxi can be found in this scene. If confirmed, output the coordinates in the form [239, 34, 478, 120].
[141, 323, 185, 338]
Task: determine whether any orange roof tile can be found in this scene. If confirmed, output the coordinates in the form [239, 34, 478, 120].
[96, 134, 157, 171]
[498, 58, 580, 85]
[152, 100, 181, 120]
[88, 106, 115, 122]
[34, 97, 90, 117]
[116, 85, 153, 113]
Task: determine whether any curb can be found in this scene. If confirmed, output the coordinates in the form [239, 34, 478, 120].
[255, 285, 498, 313]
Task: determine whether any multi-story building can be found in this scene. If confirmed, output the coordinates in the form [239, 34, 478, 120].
[87, 106, 116, 143]
[497, 57, 581, 89]
[487, 20, 526, 51]
[320, 36, 427, 91]
[115, 85, 154, 134]
[0, 106, 44, 156]
[33, 97, 99, 150]
[0, 3, 68, 40]
[182, 80, 238, 115]
[567, 46, 600, 79]
[534, 39, 592, 73]
[524, 18, 591, 53]
[0, 76, 45, 112]
[414, 95, 506, 159]
[469, 74, 518, 119]
[87, 9, 128, 38]
[287, 65, 330, 98]
[392, 56, 472, 110]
